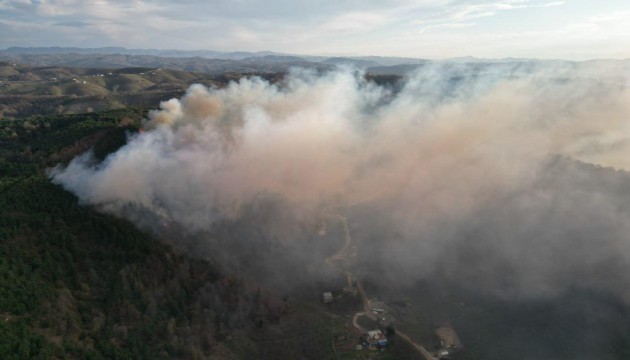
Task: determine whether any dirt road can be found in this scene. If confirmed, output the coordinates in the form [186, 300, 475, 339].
[356, 280, 378, 321]
[325, 214, 355, 266]
[325, 212, 436, 360]
[352, 312, 367, 333]
[395, 329, 438, 360]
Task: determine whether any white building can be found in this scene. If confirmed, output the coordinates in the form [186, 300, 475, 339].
[322, 292, 333, 303]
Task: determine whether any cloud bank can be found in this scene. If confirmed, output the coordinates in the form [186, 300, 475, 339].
[3, 0, 630, 59]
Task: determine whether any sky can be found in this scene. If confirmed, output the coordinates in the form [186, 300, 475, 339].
[1, 0, 630, 59]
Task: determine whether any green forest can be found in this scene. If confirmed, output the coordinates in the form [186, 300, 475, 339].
[0, 109, 345, 359]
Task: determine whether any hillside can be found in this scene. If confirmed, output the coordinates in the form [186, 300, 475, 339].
[0, 47, 300, 61]
[0, 54, 328, 77]
[0, 63, 228, 119]
[0, 109, 354, 359]
[4, 55, 630, 360]
[0, 62, 397, 120]
[348, 156, 630, 360]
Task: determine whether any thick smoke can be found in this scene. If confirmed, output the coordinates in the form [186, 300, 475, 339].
[50, 63, 630, 300]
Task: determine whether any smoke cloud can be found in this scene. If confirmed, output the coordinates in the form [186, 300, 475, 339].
[50, 63, 630, 301]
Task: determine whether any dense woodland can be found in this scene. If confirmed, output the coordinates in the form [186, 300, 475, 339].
[0, 109, 349, 359]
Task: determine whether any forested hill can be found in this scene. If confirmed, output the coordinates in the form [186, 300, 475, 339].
[0, 62, 224, 119]
[0, 109, 344, 359]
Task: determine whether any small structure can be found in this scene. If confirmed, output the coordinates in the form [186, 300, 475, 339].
[436, 325, 462, 349]
[322, 292, 334, 304]
[366, 329, 388, 350]
[369, 298, 386, 313]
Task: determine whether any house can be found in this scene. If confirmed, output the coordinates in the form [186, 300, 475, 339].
[366, 329, 388, 350]
[369, 298, 386, 313]
[322, 292, 333, 304]
[436, 325, 462, 349]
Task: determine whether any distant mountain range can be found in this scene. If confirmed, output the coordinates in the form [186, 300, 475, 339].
[1, 47, 629, 77]
[0, 46, 546, 67]
[0, 53, 330, 75]
[1, 46, 289, 60]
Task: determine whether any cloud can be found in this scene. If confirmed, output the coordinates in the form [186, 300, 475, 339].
[2, 0, 628, 59]
[319, 12, 389, 34]
[53, 19, 91, 27]
[413, 0, 566, 33]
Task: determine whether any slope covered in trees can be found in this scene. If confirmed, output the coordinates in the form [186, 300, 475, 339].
[0, 109, 345, 359]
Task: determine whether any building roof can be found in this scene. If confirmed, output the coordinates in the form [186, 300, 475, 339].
[367, 330, 386, 340]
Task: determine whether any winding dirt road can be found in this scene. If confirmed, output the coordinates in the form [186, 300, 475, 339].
[396, 330, 438, 360]
[326, 213, 436, 360]
[324, 214, 355, 266]
[352, 312, 367, 333]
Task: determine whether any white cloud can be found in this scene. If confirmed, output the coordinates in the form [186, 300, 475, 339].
[0, 0, 628, 59]
[319, 12, 389, 34]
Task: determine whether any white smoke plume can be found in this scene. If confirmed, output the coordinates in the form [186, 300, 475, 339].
[50, 63, 630, 299]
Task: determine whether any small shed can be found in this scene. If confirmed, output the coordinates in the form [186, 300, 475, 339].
[367, 329, 388, 349]
[322, 292, 334, 304]
[369, 298, 386, 313]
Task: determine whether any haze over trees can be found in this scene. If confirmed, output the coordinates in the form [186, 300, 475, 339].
[2, 40, 630, 360]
